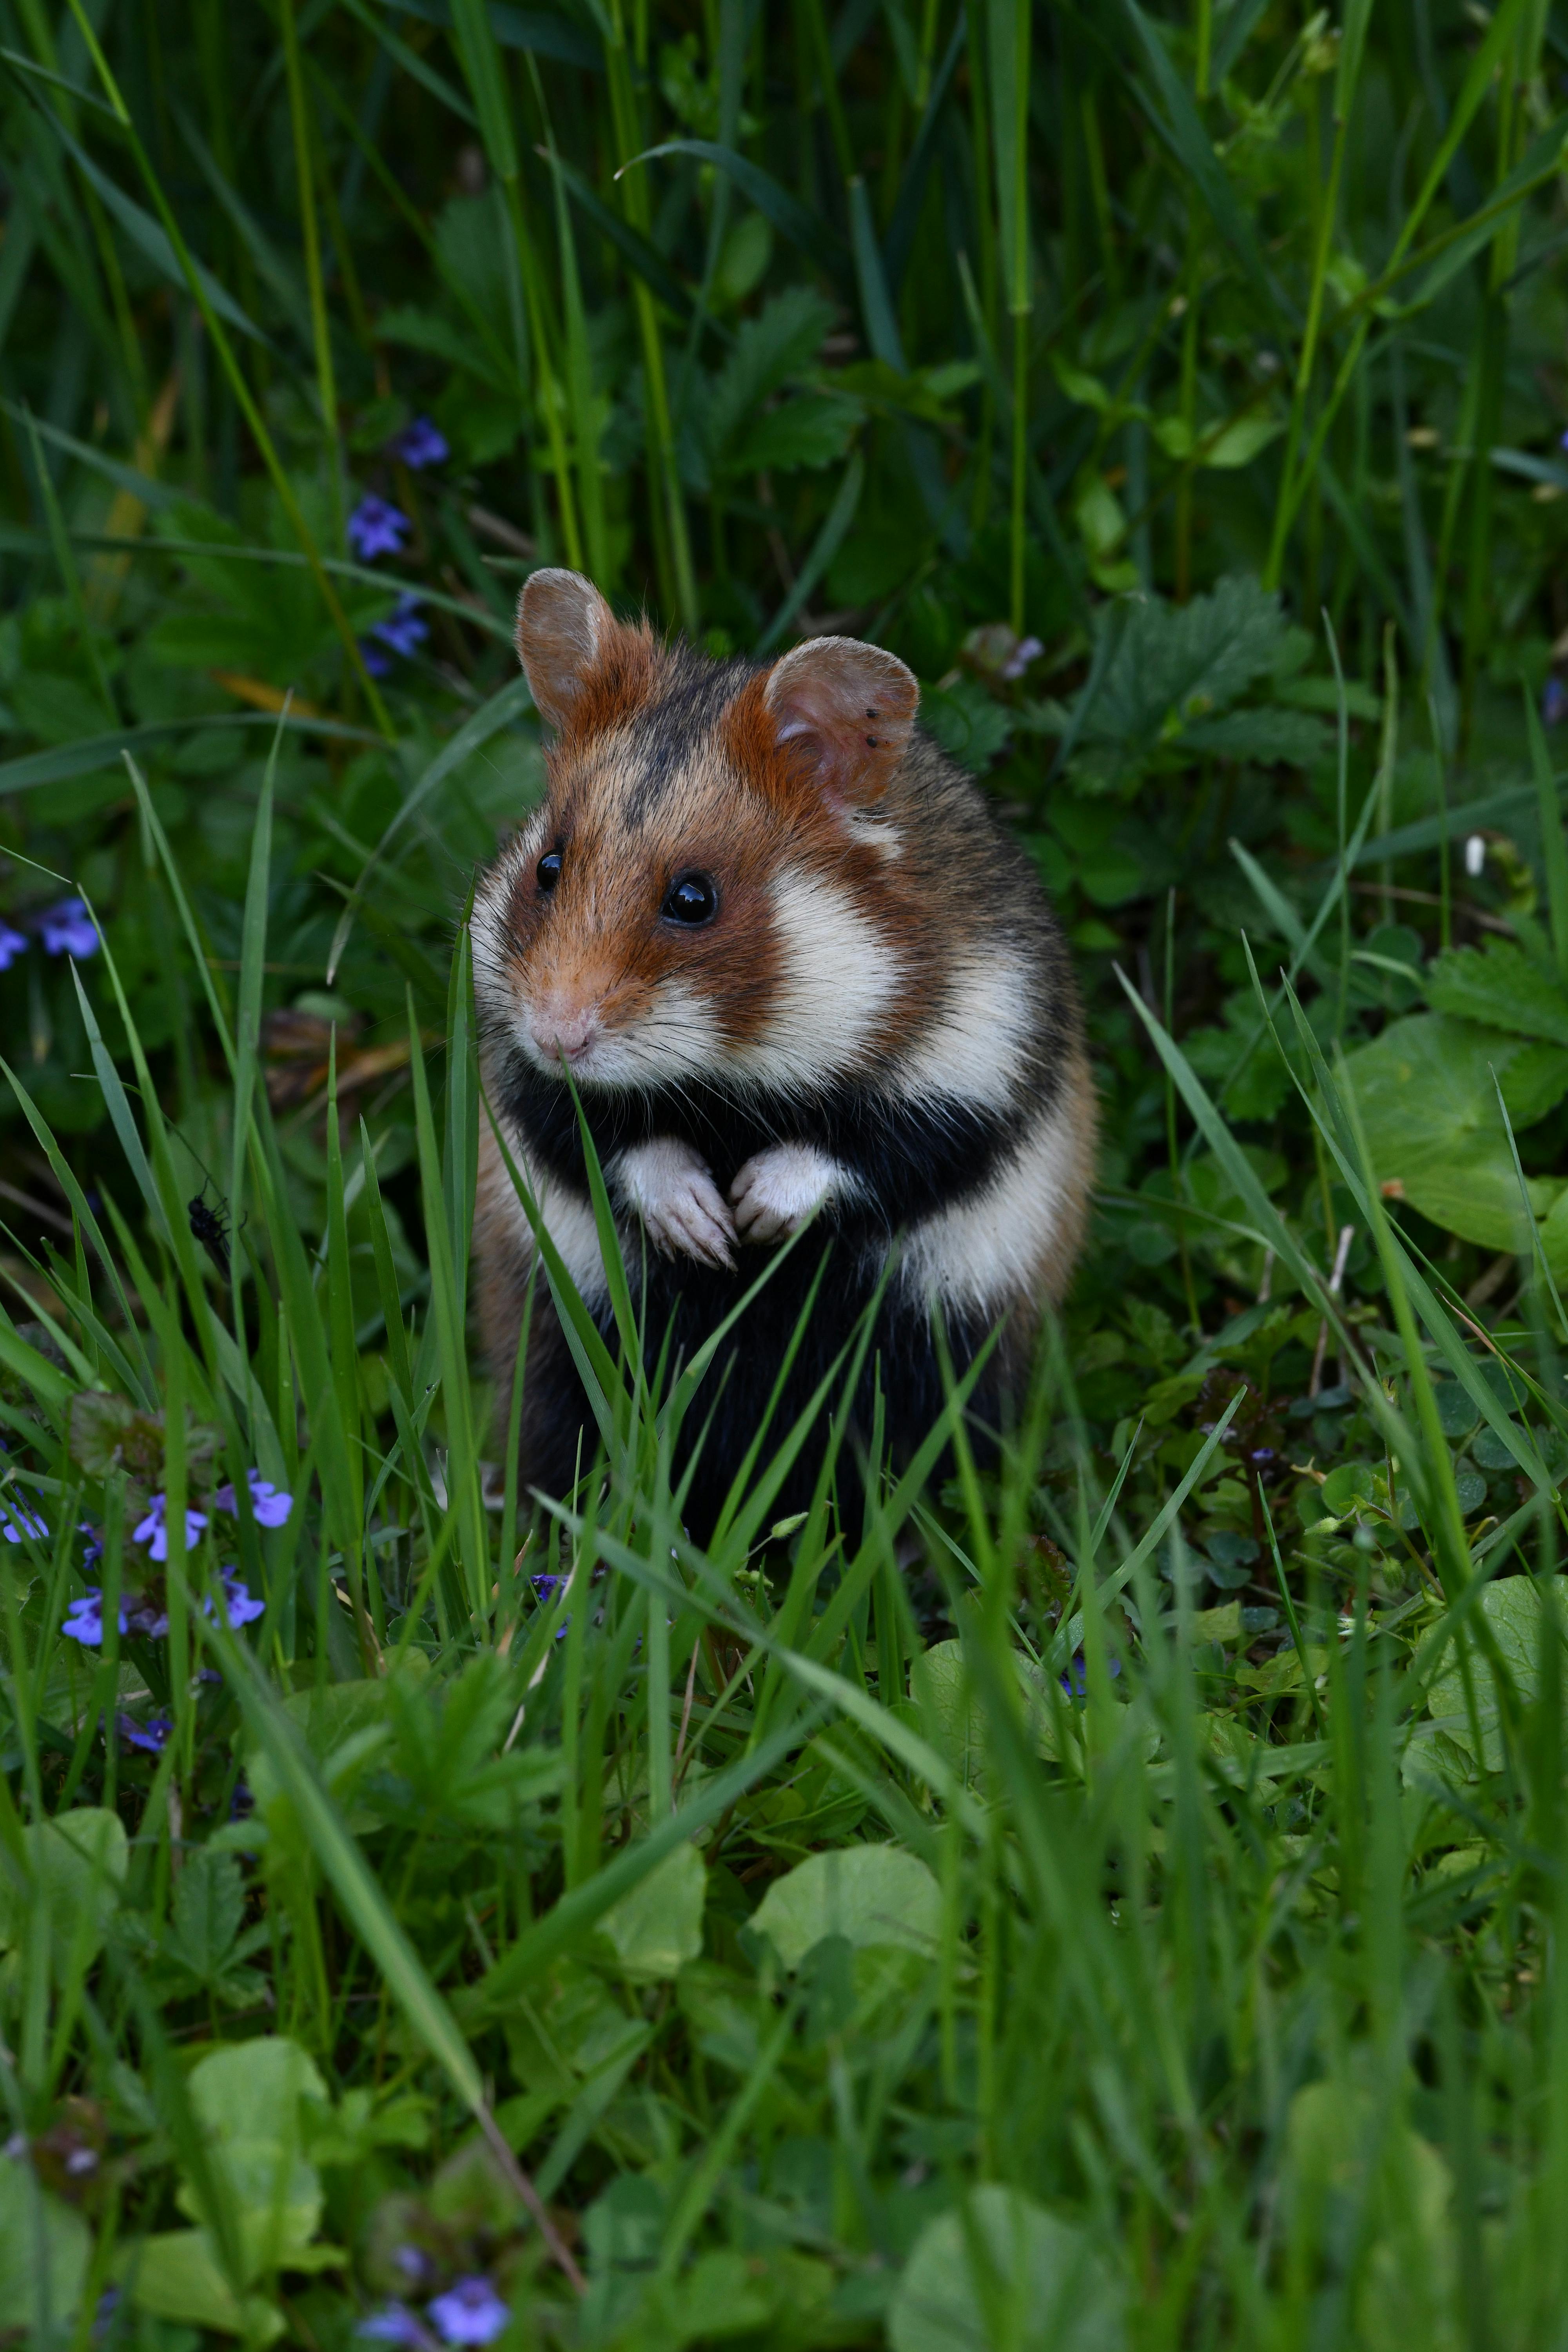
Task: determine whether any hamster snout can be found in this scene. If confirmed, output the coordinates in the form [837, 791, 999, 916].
[525, 984, 602, 1067]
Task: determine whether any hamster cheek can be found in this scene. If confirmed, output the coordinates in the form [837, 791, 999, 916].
[730, 1144, 849, 1244]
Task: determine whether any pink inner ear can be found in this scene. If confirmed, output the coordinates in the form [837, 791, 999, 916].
[764, 638, 918, 806]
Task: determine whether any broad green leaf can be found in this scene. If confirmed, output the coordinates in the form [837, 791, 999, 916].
[1426, 941, 1568, 1045]
[1426, 1577, 1568, 1771]
[0, 2153, 90, 2335]
[1341, 1013, 1568, 1251]
[595, 1842, 706, 1980]
[0, 1807, 129, 1964]
[125, 2230, 283, 2343]
[890, 2185, 1125, 2352]
[749, 1843, 940, 1970]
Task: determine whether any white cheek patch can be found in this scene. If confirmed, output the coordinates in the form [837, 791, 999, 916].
[897, 1101, 1085, 1320]
[896, 954, 1035, 1114]
[732, 867, 900, 1092]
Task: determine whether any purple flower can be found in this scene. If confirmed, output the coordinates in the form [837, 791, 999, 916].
[372, 594, 428, 661]
[212, 1470, 293, 1529]
[63, 1588, 126, 1645]
[123, 1591, 171, 1639]
[39, 898, 99, 958]
[347, 495, 412, 561]
[1001, 634, 1044, 681]
[116, 1711, 172, 1754]
[0, 1503, 47, 1544]
[1058, 1651, 1121, 1700]
[359, 2308, 434, 2350]
[1543, 677, 1568, 727]
[132, 1495, 208, 1561]
[0, 923, 27, 971]
[205, 1572, 265, 1630]
[427, 2279, 510, 2347]
[393, 2246, 437, 2290]
[388, 416, 448, 470]
[80, 1521, 103, 1568]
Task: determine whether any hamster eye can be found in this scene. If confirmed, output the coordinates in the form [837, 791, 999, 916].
[536, 850, 562, 894]
[661, 870, 718, 926]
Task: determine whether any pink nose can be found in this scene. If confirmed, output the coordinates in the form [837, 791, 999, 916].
[529, 999, 599, 1063]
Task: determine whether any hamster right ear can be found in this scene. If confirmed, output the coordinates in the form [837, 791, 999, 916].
[515, 568, 646, 731]
[761, 636, 918, 807]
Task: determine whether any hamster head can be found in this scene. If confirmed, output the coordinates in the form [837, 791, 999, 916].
[473, 568, 924, 1097]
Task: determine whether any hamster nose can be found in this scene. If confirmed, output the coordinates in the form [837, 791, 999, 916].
[529, 996, 599, 1063]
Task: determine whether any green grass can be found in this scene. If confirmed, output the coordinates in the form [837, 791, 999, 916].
[3, 0, 1568, 2344]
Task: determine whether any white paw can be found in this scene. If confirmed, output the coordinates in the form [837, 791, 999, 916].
[730, 1144, 847, 1245]
[614, 1138, 736, 1269]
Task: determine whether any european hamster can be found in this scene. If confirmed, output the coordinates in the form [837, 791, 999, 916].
[471, 569, 1096, 1534]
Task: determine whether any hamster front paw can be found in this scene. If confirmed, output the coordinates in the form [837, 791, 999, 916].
[730, 1143, 847, 1245]
[613, 1138, 737, 1269]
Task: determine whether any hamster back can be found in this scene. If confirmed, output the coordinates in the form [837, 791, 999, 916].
[472, 569, 1096, 1532]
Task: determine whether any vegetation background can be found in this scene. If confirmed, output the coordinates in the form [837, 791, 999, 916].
[2, 0, 1568, 2343]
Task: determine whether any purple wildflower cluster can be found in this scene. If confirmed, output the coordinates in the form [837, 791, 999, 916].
[347, 416, 446, 679]
[0, 897, 100, 973]
[59, 1471, 289, 1650]
[361, 2275, 510, 2349]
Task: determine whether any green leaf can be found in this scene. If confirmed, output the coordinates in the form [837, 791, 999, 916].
[748, 1843, 940, 1970]
[921, 677, 1013, 773]
[1073, 575, 1291, 777]
[1426, 942, 1568, 1045]
[1426, 1577, 1568, 1772]
[595, 1842, 706, 1980]
[0, 2154, 90, 2337]
[126, 2230, 283, 2343]
[630, 141, 847, 276]
[0, 1806, 128, 1965]
[1341, 1013, 1568, 1251]
[723, 392, 860, 478]
[889, 2185, 1125, 2352]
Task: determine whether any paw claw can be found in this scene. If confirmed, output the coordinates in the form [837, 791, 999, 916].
[729, 1145, 843, 1246]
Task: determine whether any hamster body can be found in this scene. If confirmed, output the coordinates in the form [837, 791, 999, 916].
[471, 569, 1096, 1532]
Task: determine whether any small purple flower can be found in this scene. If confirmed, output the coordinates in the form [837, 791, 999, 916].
[79, 1521, 103, 1568]
[1543, 676, 1568, 727]
[427, 2279, 510, 2348]
[372, 594, 428, 661]
[201, 1572, 264, 1630]
[359, 2307, 434, 2350]
[123, 1592, 171, 1639]
[347, 495, 412, 562]
[0, 923, 27, 971]
[1001, 634, 1044, 681]
[1058, 1651, 1121, 1700]
[63, 1588, 126, 1646]
[116, 1711, 172, 1755]
[132, 1495, 207, 1561]
[388, 416, 449, 470]
[39, 897, 99, 958]
[0, 1503, 47, 1544]
[393, 2246, 438, 2290]
[212, 1470, 293, 1529]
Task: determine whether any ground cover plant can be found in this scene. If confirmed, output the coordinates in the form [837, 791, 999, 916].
[2, 0, 1568, 2342]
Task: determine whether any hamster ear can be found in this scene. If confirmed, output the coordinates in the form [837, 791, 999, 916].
[762, 636, 918, 806]
[515, 568, 618, 729]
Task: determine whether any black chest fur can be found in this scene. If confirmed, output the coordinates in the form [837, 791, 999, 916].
[502, 1060, 1007, 1530]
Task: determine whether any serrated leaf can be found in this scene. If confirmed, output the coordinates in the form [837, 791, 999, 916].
[1079, 575, 1292, 771]
[67, 1390, 165, 1479]
[702, 287, 838, 468]
[724, 392, 860, 478]
[1182, 708, 1331, 765]
[1426, 940, 1568, 1045]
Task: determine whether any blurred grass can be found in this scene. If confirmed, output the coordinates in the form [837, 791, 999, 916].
[3, 0, 1568, 2345]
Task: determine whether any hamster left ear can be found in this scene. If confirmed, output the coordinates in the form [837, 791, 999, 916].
[762, 637, 918, 806]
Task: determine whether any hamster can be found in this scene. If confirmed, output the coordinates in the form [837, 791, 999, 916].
[470, 568, 1096, 1535]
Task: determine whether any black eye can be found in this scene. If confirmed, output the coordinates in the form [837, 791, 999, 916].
[661, 870, 718, 926]
[536, 850, 562, 894]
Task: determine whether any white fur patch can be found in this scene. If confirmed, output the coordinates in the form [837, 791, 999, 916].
[897, 954, 1035, 1113]
[612, 1136, 736, 1268]
[731, 867, 899, 1093]
[731, 1142, 856, 1243]
[488, 1125, 611, 1311]
[897, 1102, 1081, 1319]
[515, 978, 722, 1090]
